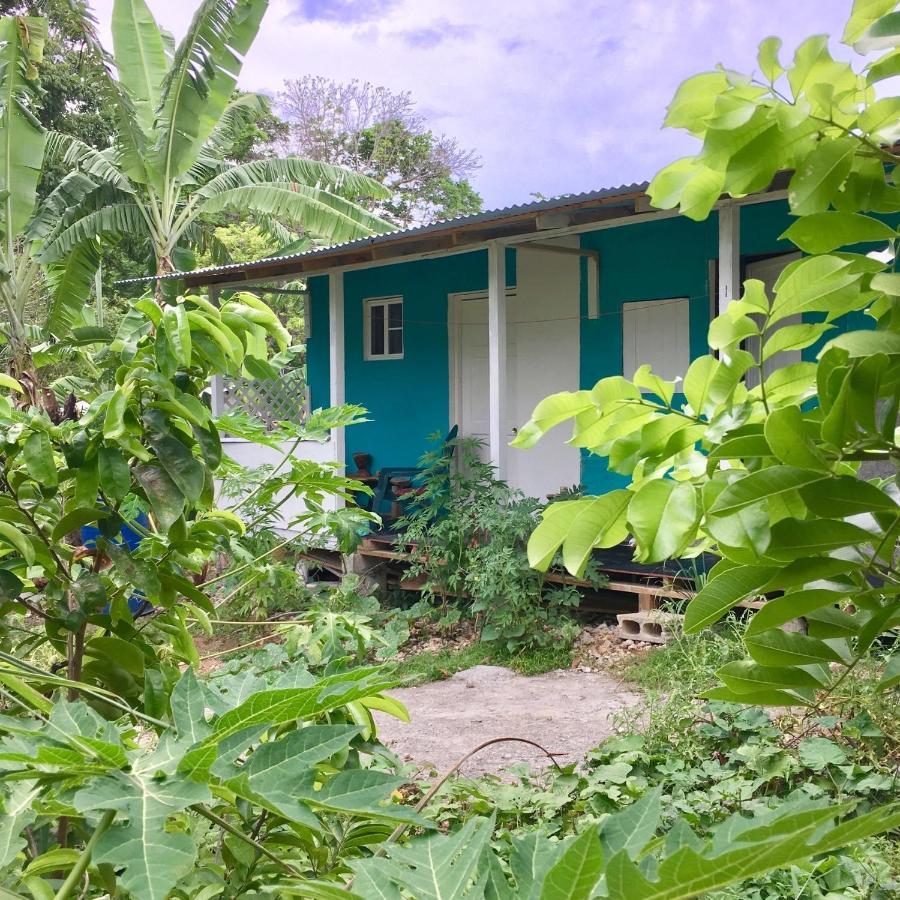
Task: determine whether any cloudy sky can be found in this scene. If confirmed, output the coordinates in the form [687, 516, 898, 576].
[91, 0, 854, 209]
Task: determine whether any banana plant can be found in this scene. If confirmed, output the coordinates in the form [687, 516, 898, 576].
[0, 14, 50, 372]
[33, 0, 392, 293]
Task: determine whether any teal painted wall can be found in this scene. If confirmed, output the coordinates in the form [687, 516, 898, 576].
[307, 275, 330, 409]
[307, 249, 515, 472]
[305, 197, 885, 495]
[577, 213, 719, 493]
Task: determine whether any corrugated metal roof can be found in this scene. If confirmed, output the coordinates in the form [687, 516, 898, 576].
[114, 181, 649, 285]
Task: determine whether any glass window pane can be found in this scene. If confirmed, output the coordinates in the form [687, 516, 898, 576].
[388, 327, 403, 356]
[369, 303, 384, 356]
[388, 302, 403, 329]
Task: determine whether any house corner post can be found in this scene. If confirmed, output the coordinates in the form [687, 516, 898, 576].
[717, 201, 741, 314]
[208, 286, 225, 416]
[328, 269, 347, 484]
[487, 241, 508, 479]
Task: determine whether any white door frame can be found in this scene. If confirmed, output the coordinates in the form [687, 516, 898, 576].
[448, 287, 517, 458]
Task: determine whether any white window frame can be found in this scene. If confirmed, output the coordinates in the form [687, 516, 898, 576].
[363, 295, 404, 360]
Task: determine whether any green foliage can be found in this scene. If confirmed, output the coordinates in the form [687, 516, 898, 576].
[276, 76, 483, 227]
[517, 3, 900, 708]
[399, 439, 604, 652]
[0, 667, 417, 899]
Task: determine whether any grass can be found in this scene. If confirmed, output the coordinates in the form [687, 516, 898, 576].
[390, 642, 573, 685]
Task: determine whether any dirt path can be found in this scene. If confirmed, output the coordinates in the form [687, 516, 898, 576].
[373, 665, 641, 776]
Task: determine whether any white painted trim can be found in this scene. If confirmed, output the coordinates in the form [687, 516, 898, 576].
[447, 288, 517, 441]
[362, 295, 404, 360]
[328, 270, 346, 483]
[718, 201, 741, 314]
[487, 242, 508, 478]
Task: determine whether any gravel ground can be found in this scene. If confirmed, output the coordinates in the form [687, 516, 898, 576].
[373, 664, 642, 776]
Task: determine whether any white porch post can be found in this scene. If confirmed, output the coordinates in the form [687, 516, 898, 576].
[718, 201, 741, 314]
[487, 241, 508, 479]
[328, 270, 346, 478]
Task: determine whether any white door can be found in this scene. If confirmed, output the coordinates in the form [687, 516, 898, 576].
[451, 242, 582, 499]
[745, 253, 802, 385]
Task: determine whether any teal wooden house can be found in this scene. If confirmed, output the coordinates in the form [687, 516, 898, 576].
[144, 178, 881, 500]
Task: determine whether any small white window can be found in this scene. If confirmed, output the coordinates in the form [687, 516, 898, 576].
[622, 297, 690, 384]
[364, 296, 404, 360]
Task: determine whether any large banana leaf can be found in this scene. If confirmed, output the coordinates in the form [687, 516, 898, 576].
[152, 0, 268, 188]
[111, 0, 168, 131]
[0, 16, 48, 245]
[44, 239, 101, 338]
[194, 158, 392, 201]
[44, 132, 132, 192]
[199, 183, 394, 244]
[38, 203, 147, 263]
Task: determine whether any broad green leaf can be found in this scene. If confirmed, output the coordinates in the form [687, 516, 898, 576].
[0, 17, 49, 241]
[781, 211, 895, 253]
[527, 492, 630, 575]
[798, 737, 847, 770]
[98, 446, 132, 501]
[0, 373, 23, 393]
[763, 406, 829, 470]
[747, 589, 849, 635]
[766, 517, 874, 559]
[703, 684, 812, 706]
[758, 36, 784, 81]
[647, 157, 725, 221]
[112, 0, 168, 131]
[709, 467, 827, 517]
[604, 802, 895, 899]
[788, 138, 856, 216]
[877, 652, 900, 690]
[75, 771, 208, 900]
[664, 71, 729, 133]
[684, 565, 776, 633]
[511, 391, 595, 449]
[844, 0, 898, 44]
[181, 668, 399, 775]
[539, 828, 603, 900]
[768, 256, 864, 325]
[717, 659, 822, 693]
[0, 783, 39, 867]
[599, 786, 662, 861]
[859, 96, 900, 140]
[704, 502, 770, 557]
[23, 431, 57, 488]
[745, 628, 844, 666]
[147, 431, 205, 502]
[163, 304, 192, 369]
[50, 508, 108, 542]
[351, 815, 494, 900]
[628, 480, 699, 562]
[800, 476, 898, 516]
[102, 387, 130, 441]
[0, 521, 35, 565]
[134, 463, 185, 531]
[761, 322, 835, 362]
[820, 329, 900, 357]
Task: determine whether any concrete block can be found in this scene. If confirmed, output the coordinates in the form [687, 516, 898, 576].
[346, 551, 387, 594]
[616, 610, 683, 645]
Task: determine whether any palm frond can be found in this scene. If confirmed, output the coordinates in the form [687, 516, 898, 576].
[199, 183, 394, 245]
[195, 157, 392, 201]
[26, 170, 100, 240]
[152, 0, 268, 184]
[202, 91, 266, 160]
[181, 221, 232, 265]
[111, 0, 169, 131]
[37, 203, 147, 263]
[44, 239, 101, 338]
[44, 133, 132, 191]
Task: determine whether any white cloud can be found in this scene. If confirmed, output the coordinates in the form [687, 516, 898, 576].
[90, 0, 854, 206]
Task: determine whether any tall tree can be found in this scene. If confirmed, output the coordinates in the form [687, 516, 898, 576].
[276, 76, 483, 227]
[35, 0, 392, 292]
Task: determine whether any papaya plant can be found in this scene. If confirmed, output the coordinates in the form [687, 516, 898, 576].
[518, 2, 900, 705]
